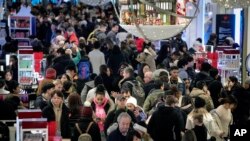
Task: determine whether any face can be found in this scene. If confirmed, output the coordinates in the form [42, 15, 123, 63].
[142, 65, 150, 74]
[113, 25, 119, 32]
[55, 84, 63, 91]
[117, 99, 127, 109]
[228, 79, 234, 87]
[126, 103, 136, 111]
[107, 68, 111, 76]
[188, 60, 194, 67]
[61, 74, 69, 83]
[123, 91, 131, 99]
[170, 69, 179, 79]
[51, 94, 63, 107]
[9, 57, 16, 66]
[185, 79, 190, 88]
[144, 74, 151, 84]
[244, 83, 250, 89]
[123, 71, 130, 79]
[224, 103, 235, 109]
[133, 136, 141, 141]
[5, 72, 12, 81]
[118, 117, 131, 135]
[96, 94, 105, 105]
[100, 26, 107, 32]
[13, 85, 21, 94]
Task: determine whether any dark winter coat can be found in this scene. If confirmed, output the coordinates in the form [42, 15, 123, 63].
[107, 128, 126, 141]
[42, 102, 70, 138]
[148, 106, 184, 141]
[52, 55, 75, 77]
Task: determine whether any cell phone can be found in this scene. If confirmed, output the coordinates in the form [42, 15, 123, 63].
[67, 43, 72, 48]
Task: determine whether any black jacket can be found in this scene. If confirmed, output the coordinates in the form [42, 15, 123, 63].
[148, 106, 183, 141]
[71, 118, 101, 141]
[34, 95, 48, 110]
[107, 128, 126, 141]
[52, 55, 75, 77]
[42, 102, 70, 138]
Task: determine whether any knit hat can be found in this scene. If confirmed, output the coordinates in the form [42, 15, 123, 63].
[126, 97, 137, 107]
[194, 97, 206, 109]
[45, 68, 57, 79]
[82, 101, 93, 118]
[133, 122, 147, 133]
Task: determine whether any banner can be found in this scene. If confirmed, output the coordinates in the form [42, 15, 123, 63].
[216, 14, 235, 45]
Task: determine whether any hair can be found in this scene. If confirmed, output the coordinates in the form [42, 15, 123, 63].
[10, 55, 18, 62]
[117, 112, 131, 123]
[229, 76, 238, 84]
[60, 73, 71, 81]
[4, 70, 13, 77]
[99, 64, 108, 75]
[121, 85, 132, 95]
[53, 79, 63, 85]
[209, 68, 219, 78]
[63, 81, 73, 92]
[124, 67, 134, 77]
[196, 81, 206, 89]
[185, 55, 194, 62]
[172, 51, 181, 57]
[94, 76, 103, 86]
[112, 45, 122, 54]
[196, 38, 202, 43]
[126, 130, 142, 141]
[138, 63, 150, 79]
[159, 71, 169, 82]
[95, 84, 106, 96]
[8, 80, 19, 93]
[177, 58, 188, 68]
[201, 62, 212, 72]
[170, 66, 179, 72]
[165, 95, 177, 106]
[51, 90, 64, 99]
[67, 26, 75, 32]
[154, 79, 164, 89]
[42, 83, 55, 93]
[93, 40, 101, 49]
[65, 65, 76, 73]
[68, 93, 82, 117]
[220, 95, 238, 105]
[192, 113, 203, 124]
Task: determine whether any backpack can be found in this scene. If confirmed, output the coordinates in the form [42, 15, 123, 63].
[77, 60, 92, 80]
[0, 121, 9, 141]
[75, 122, 94, 141]
[126, 80, 145, 107]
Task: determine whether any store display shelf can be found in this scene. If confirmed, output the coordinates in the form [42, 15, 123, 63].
[10, 28, 30, 30]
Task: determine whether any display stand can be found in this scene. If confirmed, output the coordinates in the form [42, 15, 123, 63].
[18, 49, 34, 86]
[16, 109, 48, 141]
[217, 49, 240, 85]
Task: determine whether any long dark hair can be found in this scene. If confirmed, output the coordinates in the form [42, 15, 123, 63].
[68, 93, 82, 118]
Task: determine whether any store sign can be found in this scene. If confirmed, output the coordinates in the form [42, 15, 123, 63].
[216, 14, 235, 45]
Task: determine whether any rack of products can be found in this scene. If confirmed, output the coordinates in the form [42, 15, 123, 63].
[8, 16, 36, 46]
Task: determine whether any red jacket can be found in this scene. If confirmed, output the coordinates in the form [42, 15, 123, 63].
[64, 32, 79, 46]
[135, 38, 144, 53]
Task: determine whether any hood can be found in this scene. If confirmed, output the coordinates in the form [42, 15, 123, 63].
[190, 87, 205, 97]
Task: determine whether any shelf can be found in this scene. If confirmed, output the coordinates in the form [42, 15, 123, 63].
[15, 38, 30, 40]
[10, 28, 30, 30]
[217, 67, 239, 70]
[19, 69, 33, 71]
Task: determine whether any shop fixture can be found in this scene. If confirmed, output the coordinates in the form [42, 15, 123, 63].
[79, 0, 111, 6]
[212, 0, 250, 8]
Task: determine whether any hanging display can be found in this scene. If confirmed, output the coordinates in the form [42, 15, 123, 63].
[79, 0, 111, 6]
[116, 0, 199, 41]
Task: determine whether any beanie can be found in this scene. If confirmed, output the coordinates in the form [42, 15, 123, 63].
[46, 68, 57, 79]
[194, 97, 206, 109]
[82, 101, 93, 118]
[126, 97, 137, 107]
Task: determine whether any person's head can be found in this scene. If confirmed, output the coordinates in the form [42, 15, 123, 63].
[67, 26, 75, 35]
[65, 65, 77, 79]
[8, 80, 21, 94]
[209, 68, 219, 79]
[4, 70, 13, 81]
[111, 23, 119, 32]
[159, 71, 169, 83]
[121, 86, 132, 99]
[107, 67, 112, 77]
[68, 93, 82, 115]
[220, 95, 238, 110]
[141, 63, 150, 74]
[171, 51, 180, 60]
[177, 58, 188, 70]
[117, 112, 132, 136]
[42, 82, 55, 95]
[93, 40, 101, 49]
[192, 113, 204, 126]
[119, 62, 129, 76]
[228, 76, 238, 87]
[45, 68, 57, 79]
[99, 22, 107, 32]
[170, 66, 179, 79]
[183, 78, 191, 89]
[196, 81, 207, 91]
[116, 95, 127, 109]
[209, 33, 217, 41]
[60, 73, 71, 84]
[95, 84, 106, 106]
[196, 38, 202, 44]
[9, 55, 18, 66]
[244, 77, 250, 89]
[186, 55, 194, 68]
[154, 79, 164, 90]
[123, 67, 134, 79]
[99, 64, 108, 75]
[63, 80, 73, 93]
[144, 71, 153, 84]
[126, 97, 137, 111]
[200, 62, 212, 73]
[51, 90, 64, 107]
[126, 130, 142, 141]
[165, 95, 178, 107]
[179, 44, 188, 53]
[53, 79, 63, 91]
[194, 97, 206, 109]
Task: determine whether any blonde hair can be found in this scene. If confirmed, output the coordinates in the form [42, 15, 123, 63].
[53, 79, 62, 85]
